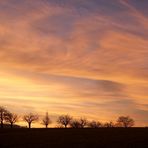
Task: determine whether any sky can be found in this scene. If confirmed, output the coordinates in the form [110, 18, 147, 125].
[0, 0, 148, 127]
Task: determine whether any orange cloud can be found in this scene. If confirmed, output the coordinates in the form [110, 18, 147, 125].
[0, 0, 148, 126]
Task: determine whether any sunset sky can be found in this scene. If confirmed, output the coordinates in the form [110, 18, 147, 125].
[0, 0, 148, 127]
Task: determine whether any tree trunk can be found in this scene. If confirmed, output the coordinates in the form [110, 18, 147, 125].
[46, 124, 48, 128]
[11, 123, 13, 128]
[1, 121, 3, 128]
[29, 123, 31, 128]
[124, 123, 127, 128]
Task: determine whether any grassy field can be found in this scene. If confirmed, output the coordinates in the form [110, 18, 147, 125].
[0, 128, 148, 148]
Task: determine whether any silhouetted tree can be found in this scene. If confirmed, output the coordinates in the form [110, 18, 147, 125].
[88, 121, 102, 128]
[0, 106, 9, 128]
[42, 112, 51, 128]
[117, 116, 134, 127]
[23, 113, 38, 128]
[70, 118, 87, 128]
[103, 121, 114, 128]
[5, 113, 18, 128]
[79, 118, 87, 128]
[70, 119, 81, 128]
[57, 115, 72, 128]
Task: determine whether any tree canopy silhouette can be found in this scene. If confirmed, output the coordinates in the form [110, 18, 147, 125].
[88, 121, 102, 128]
[117, 116, 134, 127]
[57, 115, 72, 128]
[42, 112, 51, 128]
[70, 119, 81, 128]
[79, 118, 87, 128]
[23, 113, 38, 128]
[5, 113, 18, 128]
[104, 121, 114, 128]
[0, 106, 9, 128]
[70, 118, 87, 128]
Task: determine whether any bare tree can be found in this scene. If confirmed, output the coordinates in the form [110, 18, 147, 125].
[103, 121, 114, 128]
[70, 119, 81, 128]
[79, 118, 87, 128]
[23, 113, 38, 128]
[57, 115, 72, 128]
[70, 118, 87, 128]
[5, 113, 18, 128]
[0, 106, 9, 128]
[42, 112, 51, 128]
[116, 116, 134, 127]
[88, 121, 102, 128]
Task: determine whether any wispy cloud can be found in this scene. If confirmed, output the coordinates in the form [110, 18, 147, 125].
[0, 0, 148, 126]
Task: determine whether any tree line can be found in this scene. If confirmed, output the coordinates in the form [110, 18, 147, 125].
[0, 106, 135, 128]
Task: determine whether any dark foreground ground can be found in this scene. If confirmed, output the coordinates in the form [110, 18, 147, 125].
[0, 128, 148, 148]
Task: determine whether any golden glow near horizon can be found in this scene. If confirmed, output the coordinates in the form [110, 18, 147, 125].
[0, 0, 148, 127]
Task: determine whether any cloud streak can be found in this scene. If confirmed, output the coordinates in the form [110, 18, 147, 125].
[0, 0, 148, 126]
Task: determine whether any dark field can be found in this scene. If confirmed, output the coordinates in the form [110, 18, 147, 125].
[0, 128, 148, 148]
